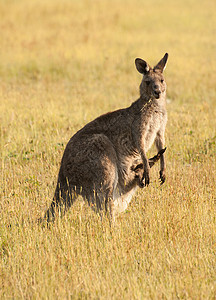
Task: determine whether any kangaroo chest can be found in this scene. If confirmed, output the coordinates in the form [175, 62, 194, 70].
[142, 108, 166, 152]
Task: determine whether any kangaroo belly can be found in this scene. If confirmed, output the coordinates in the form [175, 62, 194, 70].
[143, 115, 162, 152]
[144, 130, 157, 152]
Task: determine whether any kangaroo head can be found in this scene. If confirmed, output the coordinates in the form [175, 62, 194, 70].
[135, 53, 168, 100]
[130, 162, 144, 188]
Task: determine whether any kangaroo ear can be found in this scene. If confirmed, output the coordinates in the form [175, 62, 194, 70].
[135, 58, 150, 74]
[154, 53, 168, 72]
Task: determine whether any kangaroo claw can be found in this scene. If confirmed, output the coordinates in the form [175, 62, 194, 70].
[159, 170, 166, 185]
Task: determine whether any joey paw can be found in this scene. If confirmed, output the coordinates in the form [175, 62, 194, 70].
[143, 170, 150, 186]
[159, 170, 166, 185]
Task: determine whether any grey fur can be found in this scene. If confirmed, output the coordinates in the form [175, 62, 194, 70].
[43, 53, 168, 223]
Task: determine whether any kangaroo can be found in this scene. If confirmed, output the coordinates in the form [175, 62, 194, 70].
[42, 53, 168, 223]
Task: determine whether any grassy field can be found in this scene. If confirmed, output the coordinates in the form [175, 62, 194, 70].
[0, 0, 216, 298]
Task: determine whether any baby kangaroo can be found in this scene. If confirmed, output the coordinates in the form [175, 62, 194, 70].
[43, 53, 168, 222]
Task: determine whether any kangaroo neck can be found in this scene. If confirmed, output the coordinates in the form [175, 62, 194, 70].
[129, 95, 153, 114]
[128, 94, 166, 117]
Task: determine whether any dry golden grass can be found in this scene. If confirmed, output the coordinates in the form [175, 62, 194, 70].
[0, 0, 216, 298]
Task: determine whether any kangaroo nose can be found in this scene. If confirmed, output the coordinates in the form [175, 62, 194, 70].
[153, 86, 161, 98]
[154, 90, 161, 96]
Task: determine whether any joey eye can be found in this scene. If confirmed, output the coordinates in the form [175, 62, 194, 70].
[161, 79, 164, 83]
[146, 80, 150, 85]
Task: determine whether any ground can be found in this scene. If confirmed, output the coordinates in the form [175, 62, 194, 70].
[0, 0, 216, 298]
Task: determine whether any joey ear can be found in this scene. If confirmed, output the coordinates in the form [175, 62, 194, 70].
[135, 58, 150, 74]
[154, 53, 168, 72]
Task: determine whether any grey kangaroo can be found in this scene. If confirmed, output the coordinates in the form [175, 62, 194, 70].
[43, 53, 168, 222]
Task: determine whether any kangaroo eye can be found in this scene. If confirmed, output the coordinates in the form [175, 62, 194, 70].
[161, 79, 164, 83]
[146, 81, 150, 85]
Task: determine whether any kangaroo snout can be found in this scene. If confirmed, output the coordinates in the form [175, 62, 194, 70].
[153, 84, 161, 99]
[153, 84, 159, 90]
[153, 90, 161, 99]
